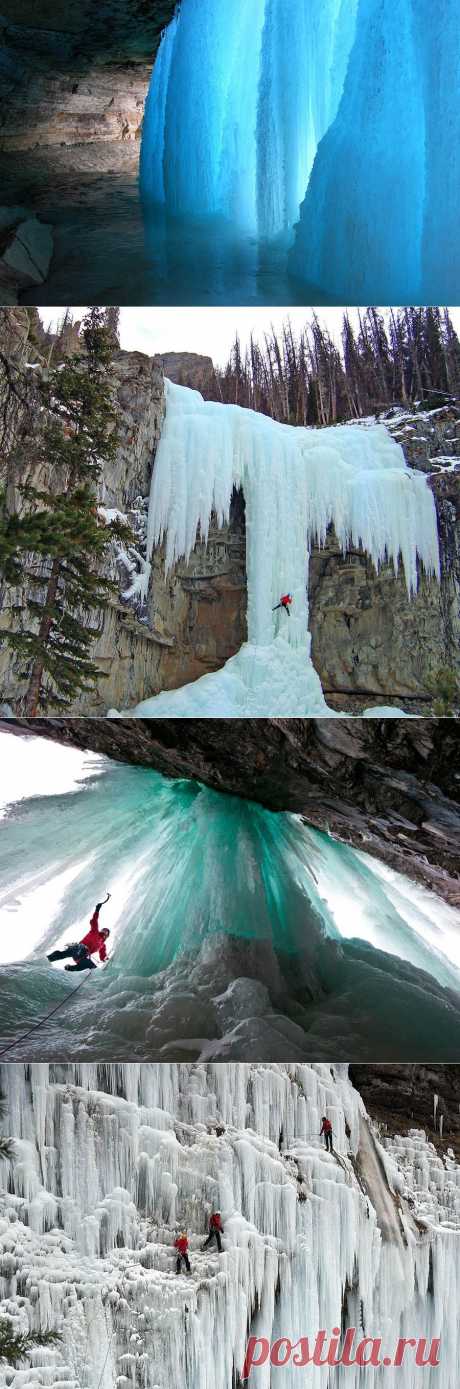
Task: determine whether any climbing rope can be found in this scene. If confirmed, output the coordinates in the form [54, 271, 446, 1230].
[95, 1303, 116, 1389]
[96, 1265, 136, 1389]
[0, 973, 92, 1059]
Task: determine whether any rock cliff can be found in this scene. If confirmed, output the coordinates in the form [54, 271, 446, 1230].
[350, 1063, 460, 1159]
[0, 1, 178, 296]
[0, 1, 177, 155]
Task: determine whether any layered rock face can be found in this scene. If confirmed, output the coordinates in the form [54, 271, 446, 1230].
[0, 330, 166, 713]
[0, 1, 177, 155]
[309, 406, 460, 708]
[6, 717, 460, 904]
[0, 1, 178, 296]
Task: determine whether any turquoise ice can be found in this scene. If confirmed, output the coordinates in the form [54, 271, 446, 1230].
[0, 746, 459, 1061]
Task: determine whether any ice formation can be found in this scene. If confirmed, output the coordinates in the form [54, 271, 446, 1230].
[0, 1062, 459, 1388]
[111, 380, 440, 718]
[1, 738, 459, 1062]
[140, 0, 358, 237]
[141, 0, 460, 300]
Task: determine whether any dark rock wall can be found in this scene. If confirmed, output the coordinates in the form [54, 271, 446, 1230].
[0, 1, 178, 154]
[350, 1064, 460, 1158]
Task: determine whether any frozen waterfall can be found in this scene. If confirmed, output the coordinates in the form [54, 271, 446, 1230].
[140, 0, 358, 237]
[140, 0, 460, 301]
[0, 735, 459, 1063]
[0, 1062, 459, 1388]
[112, 380, 440, 718]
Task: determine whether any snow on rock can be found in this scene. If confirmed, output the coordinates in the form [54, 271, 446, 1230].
[111, 381, 439, 718]
[97, 500, 151, 617]
[0, 1063, 459, 1387]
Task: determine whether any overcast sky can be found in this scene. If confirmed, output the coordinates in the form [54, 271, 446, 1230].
[40, 306, 460, 369]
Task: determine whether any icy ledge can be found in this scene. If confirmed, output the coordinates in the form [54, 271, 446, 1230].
[0, 1063, 459, 1388]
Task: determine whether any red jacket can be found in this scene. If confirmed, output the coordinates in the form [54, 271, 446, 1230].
[281, 594, 292, 608]
[175, 1235, 189, 1254]
[81, 912, 108, 962]
[320, 1119, 332, 1135]
[210, 1213, 223, 1231]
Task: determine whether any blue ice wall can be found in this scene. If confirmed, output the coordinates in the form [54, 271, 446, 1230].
[418, 0, 460, 301]
[290, 0, 460, 300]
[1, 760, 460, 1059]
[140, 0, 357, 235]
[290, 0, 425, 300]
[141, 0, 459, 301]
[257, 0, 358, 236]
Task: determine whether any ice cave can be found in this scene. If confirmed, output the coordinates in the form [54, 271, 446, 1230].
[0, 732, 459, 1063]
[0, 1062, 459, 1388]
[138, 0, 460, 304]
[110, 381, 440, 718]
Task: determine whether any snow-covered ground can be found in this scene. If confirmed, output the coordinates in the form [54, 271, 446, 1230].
[109, 381, 440, 718]
[0, 1063, 459, 1387]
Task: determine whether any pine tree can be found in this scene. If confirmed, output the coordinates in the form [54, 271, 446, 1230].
[0, 1323, 62, 1368]
[216, 308, 460, 427]
[1, 308, 134, 715]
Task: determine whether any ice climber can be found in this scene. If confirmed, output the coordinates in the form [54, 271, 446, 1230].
[175, 1232, 191, 1274]
[202, 1211, 224, 1253]
[272, 593, 293, 616]
[320, 1116, 333, 1153]
[47, 894, 111, 972]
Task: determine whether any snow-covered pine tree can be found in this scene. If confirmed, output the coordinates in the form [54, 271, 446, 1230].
[0, 1323, 62, 1368]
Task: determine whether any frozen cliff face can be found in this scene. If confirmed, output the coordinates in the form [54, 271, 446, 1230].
[0, 1063, 459, 1388]
[112, 380, 440, 718]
